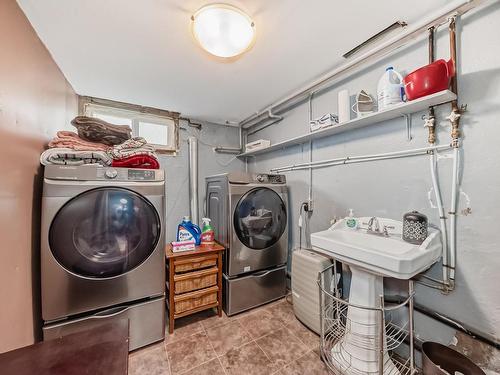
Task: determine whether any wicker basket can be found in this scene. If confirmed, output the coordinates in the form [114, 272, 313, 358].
[174, 254, 218, 273]
[174, 267, 218, 294]
[174, 286, 218, 315]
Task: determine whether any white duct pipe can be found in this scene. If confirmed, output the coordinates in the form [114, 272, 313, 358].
[188, 137, 199, 225]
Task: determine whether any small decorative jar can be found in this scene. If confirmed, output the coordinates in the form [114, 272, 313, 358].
[402, 211, 428, 244]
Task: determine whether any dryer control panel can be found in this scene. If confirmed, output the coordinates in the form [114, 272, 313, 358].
[254, 174, 286, 184]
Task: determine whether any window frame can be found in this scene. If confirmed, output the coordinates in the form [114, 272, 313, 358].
[79, 96, 180, 155]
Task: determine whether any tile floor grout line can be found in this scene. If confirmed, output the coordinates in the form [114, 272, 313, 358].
[283, 324, 316, 350]
[201, 320, 229, 375]
[252, 336, 290, 375]
[268, 347, 316, 375]
[202, 316, 234, 331]
[213, 332, 255, 359]
[239, 320, 285, 342]
[165, 323, 204, 346]
[167, 326, 215, 375]
[163, 339, 173, 375]
[177, 356, 219, 375]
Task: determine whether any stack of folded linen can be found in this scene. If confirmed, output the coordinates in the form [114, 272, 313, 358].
[71, 116, 131, 145]
[40, 116, 160, 169]
[109, 137, 159, 169]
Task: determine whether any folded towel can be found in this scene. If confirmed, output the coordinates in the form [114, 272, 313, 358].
[48, 131, 110, 151]
[107, 137, 156, 159]
[71, 116, 132, 146]
[40, 148, 112, 166]
[111, 154, 159, 169]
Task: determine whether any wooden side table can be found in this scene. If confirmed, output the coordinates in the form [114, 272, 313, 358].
[165, 242, 225, 333]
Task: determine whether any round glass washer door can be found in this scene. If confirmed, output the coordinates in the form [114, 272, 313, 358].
[49, 187, 161, 279]
[233, 187, 287, 250]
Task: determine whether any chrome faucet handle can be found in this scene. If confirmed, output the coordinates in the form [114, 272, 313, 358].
[367, 217, 380, 232]
[382, 225, 395, 236]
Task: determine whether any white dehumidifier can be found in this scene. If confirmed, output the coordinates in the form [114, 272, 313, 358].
[291, 249, 333, 334]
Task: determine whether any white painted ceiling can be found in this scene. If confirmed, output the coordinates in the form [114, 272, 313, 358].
[18, 0, 447, 124]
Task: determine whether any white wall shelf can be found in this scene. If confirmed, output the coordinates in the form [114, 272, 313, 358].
[238, 90, 457, 158]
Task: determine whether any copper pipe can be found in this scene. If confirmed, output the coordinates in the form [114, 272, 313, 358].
[449, 16, 461, 145]
[427, 26, 436, 144]
[428, 26, 435, 63]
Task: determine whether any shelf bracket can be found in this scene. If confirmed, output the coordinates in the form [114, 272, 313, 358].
[403, 114, 412, 142]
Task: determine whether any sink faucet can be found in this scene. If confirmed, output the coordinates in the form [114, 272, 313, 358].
[365, 217, 394, 237]
[367, 217, 380, 233]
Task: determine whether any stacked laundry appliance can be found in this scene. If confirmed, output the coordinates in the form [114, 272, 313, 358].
[40, 116, 165, 350]
[206, 172, 289, 316]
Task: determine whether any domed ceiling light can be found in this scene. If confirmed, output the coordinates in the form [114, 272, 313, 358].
[191, 4, 256, 58]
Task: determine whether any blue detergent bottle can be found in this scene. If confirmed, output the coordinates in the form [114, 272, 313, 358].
[176, 216, 202, 245]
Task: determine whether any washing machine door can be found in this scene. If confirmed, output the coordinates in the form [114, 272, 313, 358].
[231, 187, 288, 275]
[49, 187, 161, 279]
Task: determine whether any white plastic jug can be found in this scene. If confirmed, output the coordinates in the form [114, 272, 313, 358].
[377, 66, 404, 111]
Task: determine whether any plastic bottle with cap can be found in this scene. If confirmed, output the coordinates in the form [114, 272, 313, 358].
[345, 208, 358, 230]
[377, 66, 404, 111]
[200, 218, 215, 245]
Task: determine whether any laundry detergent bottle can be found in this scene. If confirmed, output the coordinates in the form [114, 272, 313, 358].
[200, 218, 215, 245]
[176, 216, 202, 245]
[377, 66, 404, 110]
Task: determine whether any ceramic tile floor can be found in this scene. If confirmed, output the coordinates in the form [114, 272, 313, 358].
[128, 298, 331, 375]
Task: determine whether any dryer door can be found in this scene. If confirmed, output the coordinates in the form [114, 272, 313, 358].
[230, 186, 288, 276]
[49, 187, 161, 279]
[233, 187, 287, 250]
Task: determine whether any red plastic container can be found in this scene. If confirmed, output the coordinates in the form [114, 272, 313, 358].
[403, 59, 455, 101]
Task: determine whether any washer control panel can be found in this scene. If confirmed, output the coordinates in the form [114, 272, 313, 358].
[96, 167, 161, 181]
[254, 174, 286, 184]
[45, 165, 164, 182]
[127, 169, 156, 181]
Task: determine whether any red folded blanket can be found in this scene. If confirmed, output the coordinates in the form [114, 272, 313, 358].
[111, 155, 159, 169]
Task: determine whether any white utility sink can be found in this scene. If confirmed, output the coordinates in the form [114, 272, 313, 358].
[311, 217, 442, 279]
[311, 217, 442, 375]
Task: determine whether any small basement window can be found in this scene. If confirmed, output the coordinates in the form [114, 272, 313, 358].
[80, 96, 180, 155]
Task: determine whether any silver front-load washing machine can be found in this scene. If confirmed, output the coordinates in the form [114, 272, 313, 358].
[206, 172, 288, 316]
[41, 165, 165, 350]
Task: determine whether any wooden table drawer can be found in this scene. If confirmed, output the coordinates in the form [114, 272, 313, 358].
[173, 267, 217, 294]
[173, 254, 218, 273]
[173, 286, 218, 316]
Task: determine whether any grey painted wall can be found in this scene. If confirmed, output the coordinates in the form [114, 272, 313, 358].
[159, 121, 243, 243]
[246, 4, 500, 343]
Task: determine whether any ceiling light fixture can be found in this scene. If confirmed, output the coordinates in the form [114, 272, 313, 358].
[191, 4, 255, 58]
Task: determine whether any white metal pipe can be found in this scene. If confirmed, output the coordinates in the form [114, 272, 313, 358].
[308, 94, 314, 205]
[188, 137, 199, 225]
[449, 147, 459, 282]
[429, 150, 450, 287]
[240, 0, 479, 129]
[247, 110, 283, 136]
[305, 95, 314, 249]
[271, 144, 451, 172]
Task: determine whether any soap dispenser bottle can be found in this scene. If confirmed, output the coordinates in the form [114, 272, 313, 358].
[345, 209, 358, 230]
